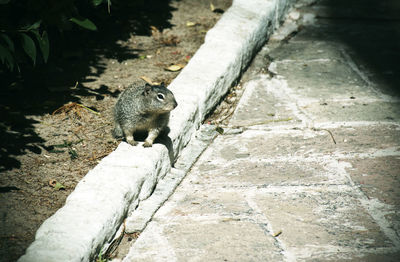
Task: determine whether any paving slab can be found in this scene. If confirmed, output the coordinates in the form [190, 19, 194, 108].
[125, 220, 284, 262]
[304, 101, 400, 123]
[188, 157, 347, 187]
[346, 157, 400, 207]
[229, 76, 302, 127]
[345, 156, 400, 239]
[253, 187, 395, 259]
[270, 58, 380, 100]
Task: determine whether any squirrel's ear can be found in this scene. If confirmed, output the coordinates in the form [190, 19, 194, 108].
[144, 83, 152, 95]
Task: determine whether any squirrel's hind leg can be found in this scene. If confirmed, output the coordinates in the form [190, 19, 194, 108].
[112, 123, 124, 138]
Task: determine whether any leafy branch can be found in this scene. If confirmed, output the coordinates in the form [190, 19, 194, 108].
[0, 21, 49, 71]
[0, 0, 113, 72]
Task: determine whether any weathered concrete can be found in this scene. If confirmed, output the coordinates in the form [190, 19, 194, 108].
[124, 125, 218, 234]
[18, 0, 295, 261]
[122, 0, 400, 261]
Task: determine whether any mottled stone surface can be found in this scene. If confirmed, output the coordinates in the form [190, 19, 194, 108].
[123, 0, 400, 261]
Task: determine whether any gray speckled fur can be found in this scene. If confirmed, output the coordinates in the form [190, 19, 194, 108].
[112, 82, 177, 147]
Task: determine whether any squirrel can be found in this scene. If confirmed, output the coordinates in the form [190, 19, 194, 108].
[112, 82, 178, 147]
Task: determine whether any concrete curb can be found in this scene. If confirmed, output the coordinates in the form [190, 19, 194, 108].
[19, 0, 294, 261]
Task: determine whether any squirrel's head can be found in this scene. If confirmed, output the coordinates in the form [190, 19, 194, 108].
[143, 83, 178, 113]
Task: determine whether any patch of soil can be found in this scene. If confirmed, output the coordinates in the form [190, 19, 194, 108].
[0, 1, 232, 261]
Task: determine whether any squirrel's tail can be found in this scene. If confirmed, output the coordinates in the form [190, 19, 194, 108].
[112, 123, 124, 138]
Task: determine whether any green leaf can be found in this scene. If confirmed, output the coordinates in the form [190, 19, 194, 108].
[49, 181, 65, 190]
[215, 126, 224, 134]
[23, 20, 42, 31]
[93, 0, 104, 6]
[70, 17, 97, 31]
[68, 148, 78, 160]
[53, 141, 72, 148]
[21, 33, 36, 65]
[0, 43, 15, 70]
[33, 30, 50, 63]
[0, 34, 14, 52]
[48, 149, 65, 153]
[107, 0, 112, 13]
[54, 182, 65, 190]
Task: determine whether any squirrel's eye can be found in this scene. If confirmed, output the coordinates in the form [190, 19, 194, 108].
[157, 93, 165, 101]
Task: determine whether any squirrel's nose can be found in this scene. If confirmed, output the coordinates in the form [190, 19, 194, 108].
[173, 99, 178, 109]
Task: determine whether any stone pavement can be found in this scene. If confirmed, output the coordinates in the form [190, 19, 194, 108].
[121, 0, 400, 261]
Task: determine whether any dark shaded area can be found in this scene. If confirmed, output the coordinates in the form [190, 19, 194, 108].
[308, 0, 400, 96]
[0, 0, 176, 171]
[0, 186, 20, 193]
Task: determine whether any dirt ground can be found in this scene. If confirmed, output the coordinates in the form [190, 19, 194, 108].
[0, 1, 232, 261]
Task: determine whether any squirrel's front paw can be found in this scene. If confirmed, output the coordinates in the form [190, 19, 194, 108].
[143, 141, 153, 147]
[126, 136, 138, 146]
[128, 140, 138, 146]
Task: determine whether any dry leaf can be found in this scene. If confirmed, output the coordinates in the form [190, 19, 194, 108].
[221, 217, 240, 222]
[52, 102, 100, 117]
[151, 25, 179, 46]
[186, 21, 196, 27]
[161, 35, 180, 46]
[150, 25, 161, 40]
[272, 230, 282, 237]
[166, 64, 184, 72]
[210, 3, 215, 11]
[140, 76, 154, 85]
[210, 3, 224, 13]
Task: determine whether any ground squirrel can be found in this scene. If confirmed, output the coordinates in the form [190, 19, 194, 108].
[112, 82, 178, 147]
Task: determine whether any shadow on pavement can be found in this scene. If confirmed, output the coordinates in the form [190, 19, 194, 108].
[316, 0, 400, 96]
